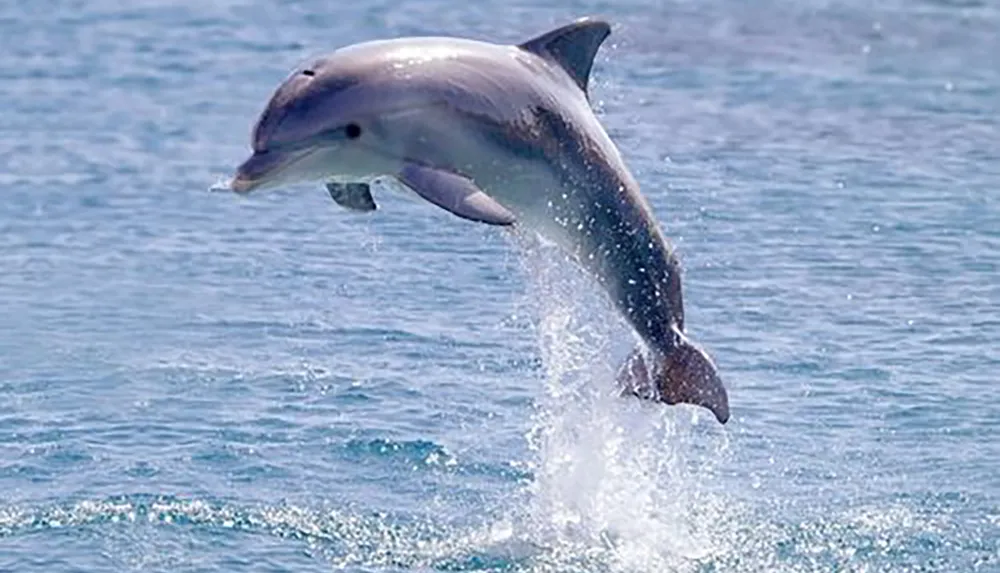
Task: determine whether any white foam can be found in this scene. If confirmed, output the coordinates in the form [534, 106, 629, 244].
[508, 232, 735, 572]
[208, 176, 234, 193]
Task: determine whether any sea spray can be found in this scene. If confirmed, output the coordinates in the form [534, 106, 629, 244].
[509, 230, 732, 571]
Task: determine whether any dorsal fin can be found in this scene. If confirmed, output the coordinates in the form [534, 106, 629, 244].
[518, 17, 611, 94]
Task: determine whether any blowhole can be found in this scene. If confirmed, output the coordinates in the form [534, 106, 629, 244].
[301, 69, 315, 77]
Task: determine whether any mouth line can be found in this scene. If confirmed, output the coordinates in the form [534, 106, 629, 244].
[231, 147, 320, 193]
[231, 99, 459, 193]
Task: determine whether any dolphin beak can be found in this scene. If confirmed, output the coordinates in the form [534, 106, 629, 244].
[229, 149, 303, 194]
[229, 173, 259, 194]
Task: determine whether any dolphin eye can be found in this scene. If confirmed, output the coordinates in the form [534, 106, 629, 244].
[301, 69, 315, 76]
[345, 123, 362, 140]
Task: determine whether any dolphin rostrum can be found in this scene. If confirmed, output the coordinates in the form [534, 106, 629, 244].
[225, 17, 730, 423]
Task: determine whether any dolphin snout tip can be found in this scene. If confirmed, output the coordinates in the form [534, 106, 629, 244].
[221, 149, 298, 194]
[208, 174, 257, 194]
[227, 174, 258, 194]
[208, 175, 241, 194]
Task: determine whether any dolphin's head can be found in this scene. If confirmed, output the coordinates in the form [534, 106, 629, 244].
[229, 47, 424, 193]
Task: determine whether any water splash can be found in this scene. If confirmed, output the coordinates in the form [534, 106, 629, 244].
[208, 176, 234, 193]
[506, 232, 734, 572]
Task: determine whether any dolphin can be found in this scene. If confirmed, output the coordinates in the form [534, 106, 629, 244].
[225, 18, 730, 423]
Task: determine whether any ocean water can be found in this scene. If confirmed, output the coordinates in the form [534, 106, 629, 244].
[2, 0, 999, 571]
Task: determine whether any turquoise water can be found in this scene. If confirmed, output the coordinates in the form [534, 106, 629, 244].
[3, 0, 999, 571]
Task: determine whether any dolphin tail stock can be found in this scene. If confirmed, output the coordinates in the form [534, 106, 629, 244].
[616, 325, 730, 424]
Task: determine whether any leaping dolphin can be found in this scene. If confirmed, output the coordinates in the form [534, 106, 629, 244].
[224, 18, 730, 423]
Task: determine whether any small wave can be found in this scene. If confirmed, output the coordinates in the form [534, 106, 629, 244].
[1, 492, 995, 572]
[341, 438, 532, 481]
[343, 437, 455, 464]
[0, 494, 540, 571]
[208, 177, 233, 193]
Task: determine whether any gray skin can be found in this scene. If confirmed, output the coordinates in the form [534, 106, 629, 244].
[226, 18, 729, 423]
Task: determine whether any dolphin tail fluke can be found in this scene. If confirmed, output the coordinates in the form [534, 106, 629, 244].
[616, 326, 729, 424]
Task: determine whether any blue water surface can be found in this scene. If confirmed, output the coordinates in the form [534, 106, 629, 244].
[2, 0, 999, 571]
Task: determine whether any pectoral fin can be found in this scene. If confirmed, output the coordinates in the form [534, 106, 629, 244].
[326, 182, 377, 212]
[396, 163, 516, 226]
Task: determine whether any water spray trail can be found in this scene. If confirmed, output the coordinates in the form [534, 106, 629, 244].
[507, 233, 734, 571]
